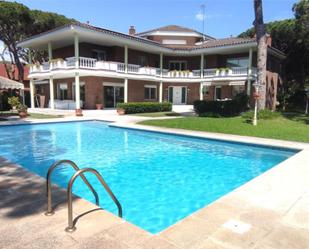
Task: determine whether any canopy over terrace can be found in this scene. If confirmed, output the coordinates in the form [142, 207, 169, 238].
[0, 76, 25, 105]
[0, 76, 24, 90]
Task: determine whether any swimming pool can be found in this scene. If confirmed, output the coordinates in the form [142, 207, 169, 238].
[0, 121, 296, 233]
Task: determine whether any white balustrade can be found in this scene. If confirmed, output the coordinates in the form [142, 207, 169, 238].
[192, 70, 201, 77]
[28, 56, 257, 80]
[203, 69, 217, 77]
[79, 57, 97, 68]
[117, 63, 125, 72]
[138, 67, 158, 76]
[231, 67, 248, 75]
[66, 57, 75, 67]
[127, 64, 140, 73]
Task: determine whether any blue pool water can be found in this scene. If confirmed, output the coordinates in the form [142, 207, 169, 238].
[0, 121, 296, 233]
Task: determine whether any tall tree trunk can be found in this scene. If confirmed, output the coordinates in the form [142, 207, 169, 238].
[9, 44, 24, 82]
[254, 0, 267, 109]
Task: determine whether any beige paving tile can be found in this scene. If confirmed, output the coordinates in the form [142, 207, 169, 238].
[256, 225, 309, 249]
[74, 232, 132, 249]
[68, 208, 124, 239]
[281, 194, 309, 229]
[137, 236, 181, 249]
[195, 237, 235, 249]
[238, 207, 282, 231]
[105, 221, 151, 248]
[193, 202, 241, 226]
[160, 216, 217, 249]
[210, 220, 270, 249]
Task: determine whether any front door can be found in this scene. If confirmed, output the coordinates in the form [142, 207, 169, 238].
[104, 86, 124, 108]
[173, 87, 182, 104]
[169, 86, 187, 104]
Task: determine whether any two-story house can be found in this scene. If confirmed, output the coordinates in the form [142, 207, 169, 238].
[18, 23, 285, 113]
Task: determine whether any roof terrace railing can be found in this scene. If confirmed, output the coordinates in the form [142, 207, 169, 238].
[29, 57, 256, 79]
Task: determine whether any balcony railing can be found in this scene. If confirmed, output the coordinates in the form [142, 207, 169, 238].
[29, 56, 256, 79]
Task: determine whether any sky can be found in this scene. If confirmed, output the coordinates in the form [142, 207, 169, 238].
[9, 0, 296, 38]
[0, 0, 297, 59]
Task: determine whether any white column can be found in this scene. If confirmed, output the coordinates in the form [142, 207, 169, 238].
[247, 47, 253, 96]
[48, 42, 52, 70]
[160, 52, 163, 77]
[159, 81, 163, 102]
[124, 45, 128, 73]
[30, 79, 35, 108]
[74, 34, 79, 69]
[48, 42, 52, 60]
[75, 72, 80, 109]
[200, 54, 204, 78]
[49, 76, 55, 109]
[124, 78, 128, 103]
[199, 83, 204, 101]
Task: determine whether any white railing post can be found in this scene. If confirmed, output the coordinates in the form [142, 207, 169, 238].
[247, 47, 253, 96]
[49, 76, 55, 109]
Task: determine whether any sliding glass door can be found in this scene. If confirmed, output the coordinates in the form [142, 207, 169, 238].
[104, 86, 124, 108]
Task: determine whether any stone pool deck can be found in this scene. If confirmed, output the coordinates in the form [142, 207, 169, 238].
[0, 117, 309, 249]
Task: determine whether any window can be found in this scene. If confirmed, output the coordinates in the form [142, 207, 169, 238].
[214, 86, 222, 100]
[144, 85, 156, 100]
[137, 55, 148, 67]
[232, 85, 245, 97]
[92, 50, 106, 61]
[57, 83, 68, 100]
[169, 61, 187, 70]
[227, 57, 249, 68]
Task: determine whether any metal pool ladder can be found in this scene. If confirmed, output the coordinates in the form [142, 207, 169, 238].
[45, 159, 122, 232]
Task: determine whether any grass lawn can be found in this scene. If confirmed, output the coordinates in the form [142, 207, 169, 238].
[139, 113, 309, 143]
[27, 113, 63, 119]
[0, 111, 63, 120]
[130, 111, 181, 117]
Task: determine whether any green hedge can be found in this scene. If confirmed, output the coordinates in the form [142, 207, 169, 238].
[194, 93, 249, 117]
[116, 102, 172, 114]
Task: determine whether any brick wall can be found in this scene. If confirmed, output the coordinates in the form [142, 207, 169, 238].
[128, 80, 159, 102]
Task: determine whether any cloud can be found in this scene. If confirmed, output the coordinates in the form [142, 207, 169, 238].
[195, 13, 205, 21]
[195, 12, 232, 22]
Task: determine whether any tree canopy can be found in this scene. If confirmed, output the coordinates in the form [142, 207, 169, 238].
[239, 0, 309, 110]
[0, 1, 74, 81]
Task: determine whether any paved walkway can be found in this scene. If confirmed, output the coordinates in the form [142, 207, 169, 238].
[1, 109, 309, 248]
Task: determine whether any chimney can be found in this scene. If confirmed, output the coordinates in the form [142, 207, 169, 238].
[129, 26, 136, 36]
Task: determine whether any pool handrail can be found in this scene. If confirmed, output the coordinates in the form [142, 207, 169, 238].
[45, 159, 99, 216]
[65, 167, 122, 232]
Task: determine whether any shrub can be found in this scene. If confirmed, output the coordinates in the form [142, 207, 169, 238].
[194, 93, 249, 117]
[17, 104, 28, 112]
[242, 109, 281, 120]
[116, 102, 172, 114]
[8, 96, 20, 109]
